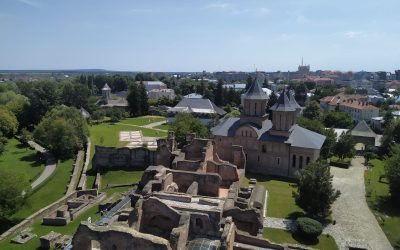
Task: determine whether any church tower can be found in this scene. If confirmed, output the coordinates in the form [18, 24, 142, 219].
[269, 91, 296, 137]
[101, 83, 111, 104]
[240, 73, 269, 127]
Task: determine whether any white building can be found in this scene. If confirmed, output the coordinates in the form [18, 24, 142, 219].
[148, 89, 176, 100]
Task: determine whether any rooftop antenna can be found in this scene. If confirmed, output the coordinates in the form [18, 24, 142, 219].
[301, 57, 304, 66]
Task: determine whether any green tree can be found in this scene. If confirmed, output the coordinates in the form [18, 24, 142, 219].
[302, 101, 323, 120]
[171, 113, 210, 146]
[384, 145, 400, 204]
[139, 82, 149, 115]
[0, 142, 4, 155]
[0, 168, 31, 219]
[215, 79, 224, 106]
[320, 128, 337, 159]
[323, 111, 353, 129]
[33, 106, 88, 159]
[293, 162, 340, 217]
[296, 117, 325, 133]
[0, 106, 18, 137]
[334, 133, 355, 159]
[380, 119, 400, 156]
[127, 83, 140, 116]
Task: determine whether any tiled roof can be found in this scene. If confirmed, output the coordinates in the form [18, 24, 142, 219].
[349, 120, 376, 138]
[320, 94, 378, 110]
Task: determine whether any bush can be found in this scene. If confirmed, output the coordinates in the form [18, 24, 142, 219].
[296, 217, 323, 239]
[330, 160, 350, 168]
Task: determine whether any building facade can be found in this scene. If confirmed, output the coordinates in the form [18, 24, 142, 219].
[212, 76, 325, 178]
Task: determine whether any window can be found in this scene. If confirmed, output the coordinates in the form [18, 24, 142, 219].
[241, 131, 244, 136]
[258, 155, 260, 162]
[262, 144, 266, 153]
[299, 156, 303, 169]
[276, 157, 280, 166]
[306, 156, 310, 165]
[292, 155, 296, 168]
[254, 103, 257, 115]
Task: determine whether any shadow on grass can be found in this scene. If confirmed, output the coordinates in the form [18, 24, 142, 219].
[372, 195, 400, 217]
[291, 232, 320, 246]
[245, 172, 297, 184]
[20, 154, 42, 167]
[0, 218, 23, 234]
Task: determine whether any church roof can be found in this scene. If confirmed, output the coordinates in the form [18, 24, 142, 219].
[348, 120, 376, 138]
[102, 83, 111, 90]
[287, 91, 301, 109]
[243, 74, 268, 100]
[169, 98, 226, 115]
[270, 91, 296, 112]
[211, 118, 326, 150]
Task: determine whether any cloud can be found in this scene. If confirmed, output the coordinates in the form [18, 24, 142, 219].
[345, 31, 363, 39]
[16, 0, 40, 8]
[205, 3, 270, 17]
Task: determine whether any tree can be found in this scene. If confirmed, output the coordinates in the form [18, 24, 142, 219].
[139, 82, 149, 115]
[294, 82, 308, 105]
[302, 101, 323, 120]
[334, 133, 355, 159]
[215, 79, 224, 106]
[344, 86, 355, 94]
[0, 106, 18, 137]
[323, 111, 353, 129]
[0, 142, 4, 155]
[170, 113, 210, 146]
[0, 168, 31, 220]
[33, 106, 89, 159]
[384, 145, 400, 204]
[20, 128, 32, 146]
[296, 117, 325, 134]
[127, 83, 140, 116]
[380, 119, 400, 156]
[293, 162, 340, 217]
[320, 128, 337, 159]
[383, 111, 394, 128]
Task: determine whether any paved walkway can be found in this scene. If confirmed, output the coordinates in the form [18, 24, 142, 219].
[327, 157, 392, 250]
[142, 120, 167, 129]
[118, 122, 168, 133]
[263, 157, 392, 250]
[28, 141, 57, 189]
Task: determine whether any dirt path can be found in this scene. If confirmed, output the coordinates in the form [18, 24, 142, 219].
[28, 141, 57, 189]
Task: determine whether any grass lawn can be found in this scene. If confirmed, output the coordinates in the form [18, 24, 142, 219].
[263, 228, 338, 250]
[117, 116, 166, 126]
[365, 159, 400, 247]
[0, 159, 74, 234]
[0, 138, 44, 183]
[154, 124, 171, 131]
[100, 169, 144, 196]
[86, 117, 168, 190]
[0, 204, 101, 250]
[243, 174, 303, 218]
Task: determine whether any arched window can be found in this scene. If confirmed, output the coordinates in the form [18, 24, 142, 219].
[292, 155, 296, 168]
[306, 156, 310, 165]
[299, 156, 303, 169]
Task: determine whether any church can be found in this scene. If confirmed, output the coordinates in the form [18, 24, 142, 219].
[212, 76, 326, 177]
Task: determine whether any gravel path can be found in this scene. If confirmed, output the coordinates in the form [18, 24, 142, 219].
[327, 156, 392, 250]
[28, 141, 57, 189]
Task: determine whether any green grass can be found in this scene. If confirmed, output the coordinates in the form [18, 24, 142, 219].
[243, 174, 303, 218]
[154, 124, 171, 131]
[0, 138, 44, 182]
[0, 203, 101, 250]
[365, 159, 400, 247]
[263, 228, 338, 250]
[0, 159, 74, 234]
[100, 169, 144, 196]
[86, 117, 168, 189]
[117, 116, 166, 126]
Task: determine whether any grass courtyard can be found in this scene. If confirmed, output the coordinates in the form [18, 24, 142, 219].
[0, 138, 44, 183]
[365, 159, 400, 247]
[86, 116, 168, 192]
[242, 174, 302, 218]
[263, 228, 338, 250]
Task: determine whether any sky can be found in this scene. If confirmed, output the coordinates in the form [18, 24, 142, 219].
[0, 0, 399, 72]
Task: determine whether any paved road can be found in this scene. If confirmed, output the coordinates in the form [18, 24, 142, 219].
[326, 157, 392, 250]
[28, 141, 57, 189]
[142, 120, 167, 129]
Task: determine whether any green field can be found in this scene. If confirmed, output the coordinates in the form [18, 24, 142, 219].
[116, 116, 166, 126]
[365, 159, 400, 247]
[1, 159, 73, 234]
[86, 117, 168, 190]
[0, 138, 44, 183]
[263, 228, 338, 250]
[243, 174, 303, 218]
[0, 204, 101, 250]
[154, 124, 171, 131]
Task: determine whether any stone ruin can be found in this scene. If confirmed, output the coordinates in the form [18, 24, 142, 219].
[40, 231, 72, 249]
[42, 189, 105, 226]
[11, 228, 36, 244]
[72, 132, 306, 250]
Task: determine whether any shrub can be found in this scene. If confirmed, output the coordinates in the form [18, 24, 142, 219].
[296, 217, 323, 239]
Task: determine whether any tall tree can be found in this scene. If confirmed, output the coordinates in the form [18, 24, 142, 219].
[0, 106, 18, 137]
[215, 79, 224, 106]
[323, 111, 353, 129]
[334, 133, 355, 159]
[139, 82, 149, 115]
[385, 145, 400, 205]
[303, 101, 323, 120]
[170, 113, 210, 146]
[293, 162, 341, 217]
[127, 83, 140, 116]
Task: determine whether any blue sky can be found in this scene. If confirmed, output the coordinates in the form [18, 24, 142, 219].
[0, 0, 399, 72]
